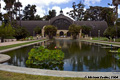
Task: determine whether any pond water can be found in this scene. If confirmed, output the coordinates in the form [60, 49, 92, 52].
[2, 39, 120, 72]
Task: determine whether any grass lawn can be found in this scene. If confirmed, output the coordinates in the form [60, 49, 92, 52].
[81, 39, 120, 46]
[92, 37, 108, 41]
[0, 70, 114, 80]
[0, 39, 46, 50]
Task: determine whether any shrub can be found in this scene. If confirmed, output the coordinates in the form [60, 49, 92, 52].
[0, 23, 15, 42]
[14, 26, 30, 40]
[26, 46, 64, 70]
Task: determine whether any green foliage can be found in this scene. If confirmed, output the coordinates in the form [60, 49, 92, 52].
[81, 26, 92, 35]
[25, 36, 34, 40]
[116, 18, 120, 26]
[0, 13, 2, 20]
[23, 4, 37, 20]
[100, 7, 116, 26]
[118, 48, 120, 53]
[14, 26, 29, 40]
[26, 46, 64, 70]
[115, 38, 120, 42]
[34, 26, 41, 35]
[67, 2, 85, 21]
[26, 46, 64, 64]
[103, 26, 116, 39]
[44, 10, 56, 20]
[4, 36, 15, 39]
[69, 24, 81, 39]
[0, 23, 15, 42]
[34, 14, 42, 20]
[44, 25, 57, 39]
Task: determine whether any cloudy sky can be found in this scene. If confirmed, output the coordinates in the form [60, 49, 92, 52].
[1, 0, 120, 17]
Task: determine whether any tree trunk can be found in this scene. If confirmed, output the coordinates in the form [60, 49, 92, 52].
[1, 37, 4, 43]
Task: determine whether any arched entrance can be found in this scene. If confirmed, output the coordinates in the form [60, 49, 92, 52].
[60, 31, 64, 37]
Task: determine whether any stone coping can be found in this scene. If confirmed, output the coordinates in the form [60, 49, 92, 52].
[0, 64, 120, 79]
[0, 54, 11, 63]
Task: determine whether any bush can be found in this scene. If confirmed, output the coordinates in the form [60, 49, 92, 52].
[14, 26, 30, 40]
[115, 38, 120, 42]
[0, 23, 15, 42]
[103, 26, 116, 39]
[34, 26, 41, 35]
[4, 36, 15, 39]
[26, 46, 64, 64]
[25, 36, 34, 40]
[26, 46, 64, 70]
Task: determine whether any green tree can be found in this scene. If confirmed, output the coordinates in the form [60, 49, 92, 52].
[44, 25, 57, 39]
[100, 7, 116, 26]
[67, 2, 85, 21]
[0, 13, 2, 20]
[34, 14, 42, 20]
[116, 18, 120, 26]
[34, 26, 41, 35]
[44, 10, 56, 20]
[23, 4, 36, 20]
[84, 6, 103, 21]
[69, 24, 81, 39]
[0, 23, 15, 42]
[103, 26, 116, 39]
[81, 26, 92, 35]
[14, 26, 29, 40]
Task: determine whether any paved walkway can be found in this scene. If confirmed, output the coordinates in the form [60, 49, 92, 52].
[0, 64, 120, 79]
[0, 41, 31, 46]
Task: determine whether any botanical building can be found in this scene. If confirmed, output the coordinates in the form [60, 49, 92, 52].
[18, 12, 108, 37]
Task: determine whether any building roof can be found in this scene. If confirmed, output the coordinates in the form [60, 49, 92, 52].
[75, 21, 108, 36]
[50, 14, 74, 24]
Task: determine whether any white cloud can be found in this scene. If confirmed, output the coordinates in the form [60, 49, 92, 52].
[52, 6, 61, 16]
[1, 1, 6, 14]
[84, 0, 101, 6]
[109, 6, 116, 8]
[1, 0, 72, 17]
[52, 6, 74, 20]
[52, 6, 73, 16]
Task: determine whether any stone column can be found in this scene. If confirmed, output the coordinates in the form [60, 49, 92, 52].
[79, 29, 82, 39]
[42, 29, 44, 37]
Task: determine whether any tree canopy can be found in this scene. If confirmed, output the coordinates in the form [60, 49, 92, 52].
[44, 25, 57, 39]
[69, 24, 81, 39]
[23, 4, 37, 20]
[34, 26, 41, 35]
[0, 23, 15, 42]
[14, 26, 29, 40]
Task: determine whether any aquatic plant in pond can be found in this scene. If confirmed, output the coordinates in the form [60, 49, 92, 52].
[26, 46, 64, 70]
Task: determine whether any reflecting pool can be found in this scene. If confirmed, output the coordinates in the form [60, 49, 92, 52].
[2, 39, 120, 72]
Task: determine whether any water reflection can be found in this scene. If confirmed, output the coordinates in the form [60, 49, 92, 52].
[2, 40, 120, 72]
